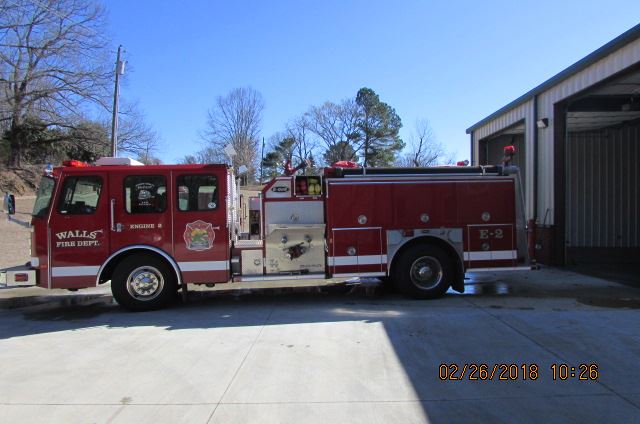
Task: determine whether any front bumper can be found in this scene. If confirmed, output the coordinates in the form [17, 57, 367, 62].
[0, 265, 37, 287]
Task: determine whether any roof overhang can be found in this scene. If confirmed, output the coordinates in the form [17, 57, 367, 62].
[466, 23, 640, 134]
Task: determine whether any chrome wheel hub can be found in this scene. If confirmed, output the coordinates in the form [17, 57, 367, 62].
[126, 266, 164, 301]
[410, 256, 443, 290]
[417, 266, 433, 279]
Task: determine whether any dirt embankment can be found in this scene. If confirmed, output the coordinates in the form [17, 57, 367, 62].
[0, 165, 42, 196]
[0, 197, 34, 269]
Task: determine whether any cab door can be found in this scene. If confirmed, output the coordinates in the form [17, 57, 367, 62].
[108, 171, 173, 257]
[49, 172, 110, 289]
[171, 170, 230, 283]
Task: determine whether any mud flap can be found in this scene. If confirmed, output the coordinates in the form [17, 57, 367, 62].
[181, 283, 188, 303]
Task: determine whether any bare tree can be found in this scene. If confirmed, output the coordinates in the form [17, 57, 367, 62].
[111, 102, 161, 163]
[202, 87, 264, 179]
[180, 146, 220, 165]
[0, 0, 112, 166]
[285, 114, 317, 165]
[307, 99, 360, 165]
[398, 119, 447, 167]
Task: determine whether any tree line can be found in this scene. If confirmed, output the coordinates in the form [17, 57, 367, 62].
[188, 86, 452, 182]
[0, 0, 160, 166]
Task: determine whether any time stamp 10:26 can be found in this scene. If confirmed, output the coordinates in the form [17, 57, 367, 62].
[438, 363, 599, 381]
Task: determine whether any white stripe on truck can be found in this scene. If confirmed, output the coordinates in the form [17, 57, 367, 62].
[52, 266, 100, 277]
[178, 261, 229, 272]
[329, 255, 387, 266]
[463, 250, 517, 261]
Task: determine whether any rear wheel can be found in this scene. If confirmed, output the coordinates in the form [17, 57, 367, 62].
[111, 254, 177, 311]
[378, 276, 397, 293]
[392, 244, 452, 299]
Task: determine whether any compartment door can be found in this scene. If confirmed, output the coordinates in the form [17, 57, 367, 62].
[331, 228, 384, 276]
[465, 224, 516, 268]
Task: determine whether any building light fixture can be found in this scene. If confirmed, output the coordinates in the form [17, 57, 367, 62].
[536, 118, 549, 128]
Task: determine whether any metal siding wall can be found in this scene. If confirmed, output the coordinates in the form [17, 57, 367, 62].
[479, 134, 527, 191]
[473, 38, 640, 226]
[471, 100, 535, 218]
[567, 124, 640, 248]
[537, 37, 640, 225]
[473, 101, 531, 141]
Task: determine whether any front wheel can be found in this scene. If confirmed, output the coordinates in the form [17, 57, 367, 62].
[392, 244, 452, 299]
[111, 254, 177, 311]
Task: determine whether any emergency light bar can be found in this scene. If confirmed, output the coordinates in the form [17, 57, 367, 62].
[95, 157, 144, 166]
[62, 160, 89, 167]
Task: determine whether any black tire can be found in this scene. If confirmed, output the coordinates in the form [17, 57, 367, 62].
[378, 276, 397, 293]
[392, 244, 452, 299]
[111, 253, 177, 311]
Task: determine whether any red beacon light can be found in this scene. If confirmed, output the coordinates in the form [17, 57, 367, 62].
[62, 160, 89, 167]
[503, 145, 516, 155]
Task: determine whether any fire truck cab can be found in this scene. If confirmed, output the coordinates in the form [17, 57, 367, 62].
[26, 157, 531, 311]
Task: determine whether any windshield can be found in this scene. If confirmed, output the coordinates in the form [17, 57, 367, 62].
[32, 176, 55, 218]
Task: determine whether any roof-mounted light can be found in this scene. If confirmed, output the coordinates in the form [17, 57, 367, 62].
[95, 157, 143, 166]
[62, 160, 89, 167]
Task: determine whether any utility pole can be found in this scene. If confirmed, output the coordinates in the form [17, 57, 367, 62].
[110, 45, 125, 157]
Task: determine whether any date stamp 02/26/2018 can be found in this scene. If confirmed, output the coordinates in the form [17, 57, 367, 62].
[439, 363, 599, 381]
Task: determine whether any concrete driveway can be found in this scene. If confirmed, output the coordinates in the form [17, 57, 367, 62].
[0, 267, 638, 423]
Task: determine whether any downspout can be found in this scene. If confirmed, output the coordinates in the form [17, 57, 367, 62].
[470, 132, 474, 165]
[533, 95, 539, 223]
[530, 95, 540, 266]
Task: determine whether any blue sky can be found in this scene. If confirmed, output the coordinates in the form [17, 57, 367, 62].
[106, 1, 640, 164]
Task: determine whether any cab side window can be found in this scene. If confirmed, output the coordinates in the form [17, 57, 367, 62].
[295, 176, 322, 196]
[58, 176, 102, 215]
[177, 175, 218, 211]
[124, 175, 167, 214]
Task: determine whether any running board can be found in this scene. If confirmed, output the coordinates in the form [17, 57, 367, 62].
[235, 273, 327, 282]
[468, 266, 536, 272]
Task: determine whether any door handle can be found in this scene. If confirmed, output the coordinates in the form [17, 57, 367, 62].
[110, 199, 123, 232]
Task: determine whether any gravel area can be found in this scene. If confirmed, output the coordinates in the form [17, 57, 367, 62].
[0, 197, 35, 270]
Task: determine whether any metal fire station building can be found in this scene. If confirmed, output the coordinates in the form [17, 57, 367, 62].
[467, 24, 640, 265]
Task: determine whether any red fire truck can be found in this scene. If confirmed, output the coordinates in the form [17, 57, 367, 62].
[8, 157, 531, 311]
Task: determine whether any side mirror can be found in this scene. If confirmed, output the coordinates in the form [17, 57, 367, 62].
[8, 194, 15, 215]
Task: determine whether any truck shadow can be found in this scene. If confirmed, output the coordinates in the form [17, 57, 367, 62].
[2, 275, 638, 339]
[1, 284, 479, 340]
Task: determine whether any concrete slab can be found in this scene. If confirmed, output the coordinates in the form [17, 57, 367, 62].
[209, 401, 429, 424]
[420, 394, 640, 424]
[0, 300, 270, 405]
[469, 307, 640, 395]
[209, 395, 640, 424]
[0, 267, 638, 423]
[627, 393, 640, 409]
[1, 404, 215, 424]
[221, 302, 609, 404]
